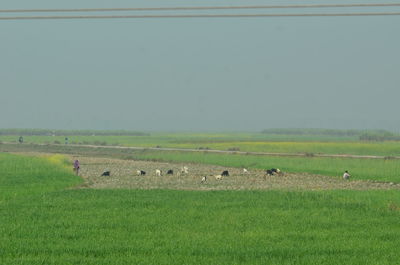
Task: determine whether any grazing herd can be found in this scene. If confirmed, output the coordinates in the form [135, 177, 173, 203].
[100, 166, 283, 183]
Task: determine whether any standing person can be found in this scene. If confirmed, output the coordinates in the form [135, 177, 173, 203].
[73, 159, 80, 176]
[18, 136, 24, 143]
[343, 170, 351, 180]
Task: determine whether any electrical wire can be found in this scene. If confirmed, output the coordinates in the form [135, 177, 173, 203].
[1, 12, 400, 20]
[1, 3, 400, 13]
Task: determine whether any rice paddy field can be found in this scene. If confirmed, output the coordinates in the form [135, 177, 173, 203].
[1, 131, 400, 264]
[1, 152, 400, 264]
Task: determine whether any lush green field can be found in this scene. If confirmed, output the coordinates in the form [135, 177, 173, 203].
[1, 153, 400, 264]
[134, 151, 400, 183]
[3, 132, 400, 157]
[0, 153, 81, 202]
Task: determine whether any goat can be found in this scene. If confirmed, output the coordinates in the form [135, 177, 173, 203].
[215, 175, 223, 180]
[137, 170, 146, 176]
[201, 176, 207, 183]
[266, 168, 281, 176]
[271, 168, 281, 174]
[181, 166, 189, 174]
[167, 169, 174, 175]
[265, 169, 274, 176]
[101, 170, 110, 176]
[155, 169, 162, 176]
[243, 168, 248, 173]
[221, 170, 229, 176]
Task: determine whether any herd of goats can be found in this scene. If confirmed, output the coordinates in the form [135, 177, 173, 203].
[100, 166, 283, 182]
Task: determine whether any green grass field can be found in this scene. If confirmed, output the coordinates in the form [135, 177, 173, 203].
[1, 153, 400, 264]
[0, 153, 81, 202]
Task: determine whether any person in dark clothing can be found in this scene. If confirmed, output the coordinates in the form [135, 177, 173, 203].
[73, 160, 80, 175]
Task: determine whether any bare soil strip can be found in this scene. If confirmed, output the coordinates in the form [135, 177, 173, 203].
[74, 156, 399, 191]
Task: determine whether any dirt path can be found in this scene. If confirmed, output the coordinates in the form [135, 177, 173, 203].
[3, 142, 400, 159]
[74, 156, 400, 191]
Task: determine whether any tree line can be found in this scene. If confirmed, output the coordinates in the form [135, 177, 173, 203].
[0, 129, 150, 136]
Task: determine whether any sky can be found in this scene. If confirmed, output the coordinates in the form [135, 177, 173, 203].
[1, 0, 400, 132]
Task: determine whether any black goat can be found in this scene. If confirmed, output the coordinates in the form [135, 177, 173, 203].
[266, 168, 281, 176]
[266, 169, 274, 176]
[101, 171, 110, 176]
[221, 170, 230, 176]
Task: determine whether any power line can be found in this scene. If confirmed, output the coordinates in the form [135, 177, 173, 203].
[1, 3, 400, 13]
[1, 12, 400, 20]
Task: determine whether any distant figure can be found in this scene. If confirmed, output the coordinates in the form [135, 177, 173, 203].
[73, 160, 80, 175]
[343, 170, 351, 180]
[65, 137, 69, 145]
[18, 136, 24, 144]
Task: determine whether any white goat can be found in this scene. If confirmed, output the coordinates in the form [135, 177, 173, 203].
[156, 169, 162, 176]
[201, 176, 207, 183]
[181, 166, 189, 174]
[215, 174, 222, 180]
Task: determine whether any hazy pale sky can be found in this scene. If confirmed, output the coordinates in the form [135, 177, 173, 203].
[1, 0, 399, 131]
